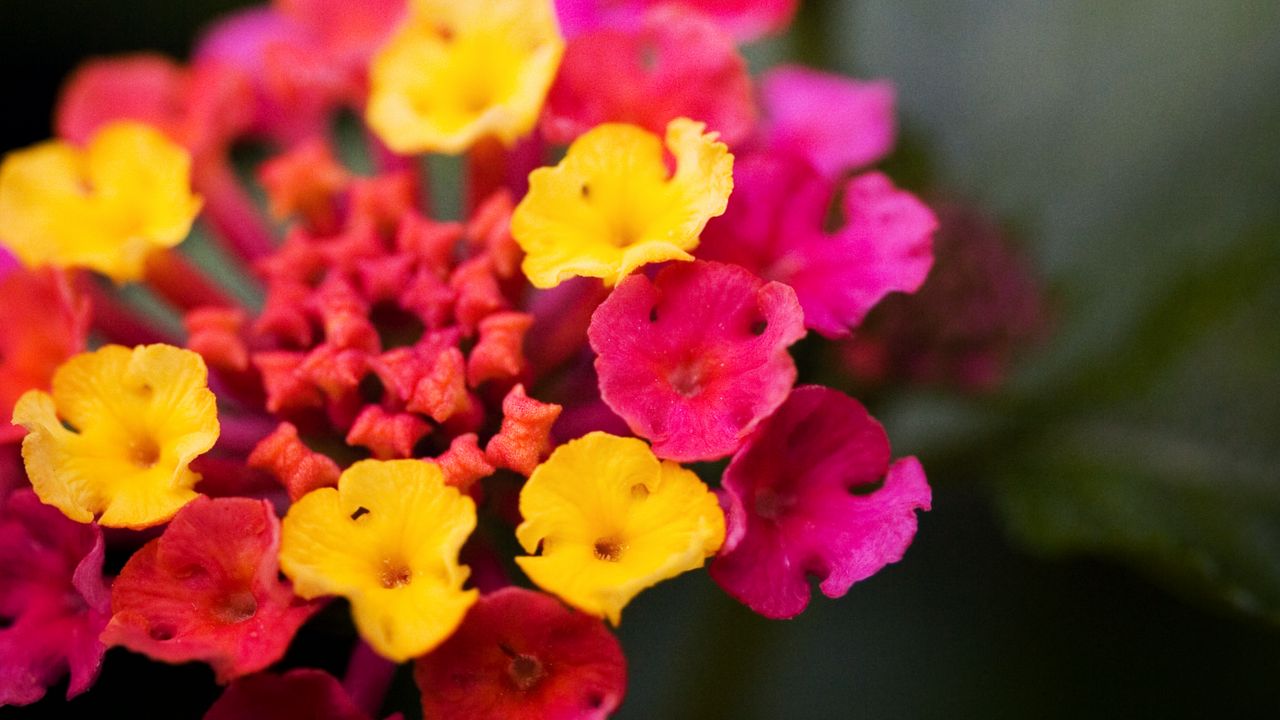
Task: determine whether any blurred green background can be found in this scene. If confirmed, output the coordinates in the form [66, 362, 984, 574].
[2, 1, 1278, 718]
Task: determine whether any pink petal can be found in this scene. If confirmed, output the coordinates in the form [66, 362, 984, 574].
[102, 497, 320, 683]
[556, 0, 796, 42]
[415, 588, 626, 720]
[710, 386, 931, 619]
[204, 669, 371, 720]
[701, 157, 937, 338]
[761, 65, 897, 178]
[588, 261, 805, 462]
[543, 7, 756, 147]
[0, 490, 109, 705]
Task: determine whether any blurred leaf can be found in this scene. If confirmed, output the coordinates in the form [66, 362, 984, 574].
[819, 1, 1280, 621]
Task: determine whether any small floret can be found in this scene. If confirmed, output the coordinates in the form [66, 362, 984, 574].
[367, 0, 565, 154]
[0, 122, 202, 282]
[515, 432, 723, 624]
[12, 344, 219, 529]
[512, 118, 733, 288]
[279, 459, 477, 661]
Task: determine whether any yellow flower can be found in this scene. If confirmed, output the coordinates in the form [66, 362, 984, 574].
[12, 344, 219, 529]
[279, 459, 478, 662]
[0, 121, 202, 282]
[366, 0, 564, 155]
[515, 432, 725, 624]
[511, 118, 734, 289]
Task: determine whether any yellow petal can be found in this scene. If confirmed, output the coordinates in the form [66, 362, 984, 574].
[512, 118, 734, 288]
[367, 0, 564, 155]
[515, 432, 725, 624]
[279, 459, 478, 662]
[0, 121, 201, 282]
[12, 344, 219, 529]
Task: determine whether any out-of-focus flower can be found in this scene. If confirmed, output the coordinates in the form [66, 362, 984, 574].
[710, 386, 931, 619]
[556, 0, 797, 43]
[0, 490, 109, 706]
[543, 7, 755, 147]
[759, 65, 896, 179]
[12, 344, 219, 529]
[0, 122, 203, 282]
[415, 587, 626, 719]
[588, 261, 804, 461]
[101, 497, 319, 682]
[516, 432, 724, 624]
[279, 459, 477, 661]
[0, 266, 89, 444]
[204, 668, 376, 720]
[699, 155, 935, 338]
[367, 0, 565, 154]
[839, 200, 1049, 391]
[513, 118, 733, 288]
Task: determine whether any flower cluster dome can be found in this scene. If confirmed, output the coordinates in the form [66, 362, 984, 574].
[0, 0, 944, 715]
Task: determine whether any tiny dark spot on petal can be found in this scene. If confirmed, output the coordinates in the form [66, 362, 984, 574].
[750, 319, 768, 336]
[630, 483, 650, 500]
[587, 693, 605, 709]
[581, 183, 591, 199]
[149, 623, 177, 641]
[350, 506, 370, 521]
[649, 306, 659, 322]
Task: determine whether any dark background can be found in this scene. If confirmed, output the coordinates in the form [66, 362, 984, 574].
[3, 1, 1279, 718]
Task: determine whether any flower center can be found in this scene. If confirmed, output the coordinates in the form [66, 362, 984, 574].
[753, 487, 793, 521]
[214, 591, 258, 624]
[593, 538, 624, 562]
[128, 436, 161, 468]
[508, 653, 546, 691]
[667, 361, 705, 398]
[379, 560, 413, 589]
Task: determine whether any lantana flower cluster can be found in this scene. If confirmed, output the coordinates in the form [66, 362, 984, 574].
[0, 0, 937, 715]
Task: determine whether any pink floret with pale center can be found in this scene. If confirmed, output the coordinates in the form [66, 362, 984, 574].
[101, 496, 321, 683]
[710, 386, 931, 619]
[761, 65, 897, 178]
[0, 490, 109, 706]
[588, 261, 805, 462]
[700, 154, 937, 338]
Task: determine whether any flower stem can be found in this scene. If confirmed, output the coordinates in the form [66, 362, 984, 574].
[195, 158, 277, 263]
[84, 281, 177, 346]
[144, 249, 238, 312]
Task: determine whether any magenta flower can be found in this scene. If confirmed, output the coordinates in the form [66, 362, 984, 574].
[760, 65, 897, 179]
[588, 261, 804, 462]
[710, 386, 931, 619]
[101, 497, 320, 682]
[415, 587, 626, 720]
[543, 6, 756, 147]
[0, 490, 109, 706]
[699, 154, 937, 338]
[204, 669, 375, 720]
[556, 0, 797, 43]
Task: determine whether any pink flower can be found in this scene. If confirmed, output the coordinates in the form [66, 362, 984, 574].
[101, 497, 320, 682]
[710, 386, 931, 619]
[760, 65, 896, 179]
[588, 261, 804, 462]
[543, 7, 756, 147]
[415, 587, 626, 720]
[0, 490, 109, 706]
[699, 154, 936, 338]
[556, 0, 797, 43]
[205, 669, 376, 720]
